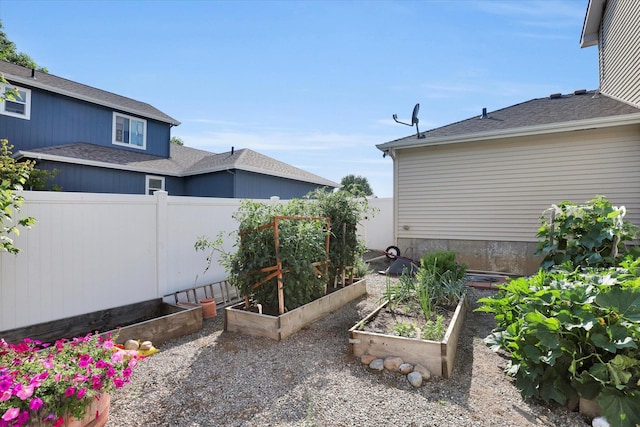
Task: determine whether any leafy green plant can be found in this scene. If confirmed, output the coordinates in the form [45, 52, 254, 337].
[197, 190, 372, 313]
[420, 315, 446, 341]
[0, 139, 35, 254]
[305, 188, 374, 286]
[421, 250, 462, 279]
[382, 252, 467, 332]
[535, 196, 639, 271]
[391, 321, 418, 338]
[477, 264, 640, 427]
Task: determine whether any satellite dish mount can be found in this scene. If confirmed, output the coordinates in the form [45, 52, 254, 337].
[393, 103, 425, 139]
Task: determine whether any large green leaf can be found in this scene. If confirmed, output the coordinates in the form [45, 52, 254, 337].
[599, 389, 640, 427]
[596, 287, 640, 322]
[592, 333, 618, 353]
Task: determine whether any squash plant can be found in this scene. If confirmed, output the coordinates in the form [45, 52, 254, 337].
[535, 196, 639, 271]
[477, 263, 640, 427]
[480, 194, 640, 427]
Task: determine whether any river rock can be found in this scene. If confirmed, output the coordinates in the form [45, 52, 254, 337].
[592, 417, 610, 427]
[407, 371, 423, 387]
[383, 356, 403, 372]
[360, 354, 377, 365]
[398, 363, 413, 374]
[124, 339, 139, 350]
[413, 363, 431, 380]
[369, 359, 384, 372]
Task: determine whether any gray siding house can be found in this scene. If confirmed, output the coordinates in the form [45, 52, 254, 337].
[377, 0, 640, 276]
[0, 61, 338, 199]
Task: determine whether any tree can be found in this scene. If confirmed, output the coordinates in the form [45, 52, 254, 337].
[0, 139, 35, 254]
[340, 174, 373, 197]
[0, 21, 47, 72]
[170, 136, 184, 146]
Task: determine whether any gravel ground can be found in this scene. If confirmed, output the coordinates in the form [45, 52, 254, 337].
[108, 259, 592, 427]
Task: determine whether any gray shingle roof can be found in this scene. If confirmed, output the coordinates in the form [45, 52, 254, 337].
[0, 60, 180, 125]
[377, 90, 640, 150]
[19, 143, 339, 188]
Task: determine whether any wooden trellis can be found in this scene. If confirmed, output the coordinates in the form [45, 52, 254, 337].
[239, 215, 331, 314]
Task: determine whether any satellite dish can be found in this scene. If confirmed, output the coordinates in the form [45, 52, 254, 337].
[411, 103, 420, 125]
[393, 103, 425, 139]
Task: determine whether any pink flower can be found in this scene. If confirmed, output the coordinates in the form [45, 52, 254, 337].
[0, 390, 11, 401]
[102, 340, 114, 350]
[29, 397, 43, 411]
[105, 367, 115, 378]
[113, 377, 124, 388]
[110, 351, 124, 364]
[53, 416, 65, 427]
[64, 386, 75, 397]
[16, 384, 34, 400]
[128, 358, 138, 369]
[77, 388, 86, 399]
[122, 368, 132, 378]
[1, 407, 19, 422]
[78, 354, 93, 368]
[95, 360, 108, 369]
[16, 410, 29, 424]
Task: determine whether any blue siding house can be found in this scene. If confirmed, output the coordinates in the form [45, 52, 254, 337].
[0, 61, 338, 198]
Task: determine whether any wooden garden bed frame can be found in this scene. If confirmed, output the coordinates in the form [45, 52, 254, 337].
[225, 278, 367, 341]
[348, 294, 467, 379]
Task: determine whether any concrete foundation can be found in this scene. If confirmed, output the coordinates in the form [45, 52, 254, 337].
[398, 238, 541, 276]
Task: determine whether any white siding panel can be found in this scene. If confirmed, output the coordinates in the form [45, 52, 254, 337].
[396, 126, 640, 242]
[600, 0, 640, 106]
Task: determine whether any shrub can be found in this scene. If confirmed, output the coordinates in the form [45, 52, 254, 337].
[0, 139, 35, 254]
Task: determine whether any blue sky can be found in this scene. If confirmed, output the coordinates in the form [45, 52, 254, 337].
[0, 0, 598, 197]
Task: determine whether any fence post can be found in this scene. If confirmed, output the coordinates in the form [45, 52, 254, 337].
[155, 191, 169, 298]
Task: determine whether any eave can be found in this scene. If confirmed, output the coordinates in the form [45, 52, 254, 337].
[580, 0, 606, 48]
[376, 112, 640, 152]
[4, 74, 181, 126]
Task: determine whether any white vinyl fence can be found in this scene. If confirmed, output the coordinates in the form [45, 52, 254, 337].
[0, 192, 392, 331]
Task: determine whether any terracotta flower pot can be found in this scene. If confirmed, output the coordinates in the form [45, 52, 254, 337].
[63, 393, 110, 427]
[200, 298, 217, 319]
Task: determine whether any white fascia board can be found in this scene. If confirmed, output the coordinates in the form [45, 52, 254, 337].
[16, 150, 182, 177]
[580, 0, 605, 48]
[377, 113, 640, 151]
[5, 75, 181, 126]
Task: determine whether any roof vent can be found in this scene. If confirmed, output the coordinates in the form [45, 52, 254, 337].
[549, 93, 562, 99]
[481, 107, 489, 119]
[574, 89, 587, 95]
[31, 68, 36, 79]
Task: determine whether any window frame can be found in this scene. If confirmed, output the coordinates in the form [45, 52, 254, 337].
[0, 83, 31, 120]
[145, 175, 165, 195]
[112, 112, 147, 149]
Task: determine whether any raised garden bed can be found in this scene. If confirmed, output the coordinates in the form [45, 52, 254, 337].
[349, 293, 467, 379]
[225, 278, 367, 340]
[0, 298, 202, 346]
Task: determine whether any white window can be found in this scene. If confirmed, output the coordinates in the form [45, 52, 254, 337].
[1, 84, 31, 120]
[146, 175, 165, 195]
[113, 112, 146, 149]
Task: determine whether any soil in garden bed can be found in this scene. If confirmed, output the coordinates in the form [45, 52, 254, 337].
[363, 303, 456, 341]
